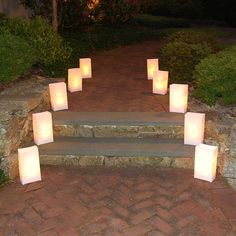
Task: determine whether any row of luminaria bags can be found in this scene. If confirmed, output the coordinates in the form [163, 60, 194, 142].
[18, 58, 218, 185]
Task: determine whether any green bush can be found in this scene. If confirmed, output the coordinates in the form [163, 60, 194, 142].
[166, 30, 220, 52]
[193, 46, 236, 105]
[0, 33, 36, 83]
[159, 29, 221, 83]
[159, 41, 212, 83]
[132, 14, 190, 28]
[0, 17, 71, 67]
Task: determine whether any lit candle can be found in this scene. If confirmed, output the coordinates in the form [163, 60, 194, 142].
[153, 70, 169, 95]
[80, 58, 92, 78]
[147, 59, 159, 80]
[194, 144, 218, 182]
[184, 112, 205, 145]
[49, 82, 68, 111]
[169, 84, 188, 113]
[33, 111, 54, 145]
[18, 146, 41, 185]
[68, 68, 82, 92]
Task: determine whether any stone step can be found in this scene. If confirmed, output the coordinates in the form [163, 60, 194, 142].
[52, 112, 184, 139]
[39, 137, 195, 169]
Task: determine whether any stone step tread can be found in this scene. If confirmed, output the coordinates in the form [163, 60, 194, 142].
[52, 112, 184, 126]
[39, 137, 194, 158]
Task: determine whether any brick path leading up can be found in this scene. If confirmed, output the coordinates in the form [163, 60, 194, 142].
[0, 166, 236, 235]
[68, 41, 169, 112]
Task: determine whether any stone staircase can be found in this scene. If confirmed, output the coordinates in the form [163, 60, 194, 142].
[39, 112, 195, 169]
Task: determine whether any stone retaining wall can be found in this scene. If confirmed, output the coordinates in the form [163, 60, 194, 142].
[0, 76, 64, 178]
[189, 97, 236, 190]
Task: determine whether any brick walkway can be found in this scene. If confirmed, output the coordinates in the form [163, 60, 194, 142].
[1, 166, 236, 235]
[68, 41, 169, 112]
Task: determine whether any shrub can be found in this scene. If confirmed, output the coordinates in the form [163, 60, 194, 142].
[0, 33, 36, 83]
[0, 17, 71, 67]
[159, 41, 212, 83]
[132, 14, 190, 28]
[159, 29, 221, 83]
[100, 0, 141, 24]
[166, 30, 220, 52]
[193, 46, 236, 105]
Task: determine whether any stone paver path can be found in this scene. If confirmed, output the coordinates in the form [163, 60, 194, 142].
[1, 166, 236, 235]
[68, 41, 169, 112]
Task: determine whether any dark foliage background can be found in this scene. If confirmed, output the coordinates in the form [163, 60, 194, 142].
[142, 0, 236, 26]
[21, 0, 236, 28]
[21, 0, 95, 29]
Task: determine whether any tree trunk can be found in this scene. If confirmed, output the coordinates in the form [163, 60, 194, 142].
[52, 0, 59, 32]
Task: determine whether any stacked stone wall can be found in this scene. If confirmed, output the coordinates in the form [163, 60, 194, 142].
[0, 76, 64, 178]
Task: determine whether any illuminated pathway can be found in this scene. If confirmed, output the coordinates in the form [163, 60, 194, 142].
[68, 41, 169, 112]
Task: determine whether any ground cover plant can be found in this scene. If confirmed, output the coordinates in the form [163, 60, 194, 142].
[0, 16, 71, 80]
[193, 45, 236, 105]
[0, 33, 36, 83]
[0, 16, 71, 66]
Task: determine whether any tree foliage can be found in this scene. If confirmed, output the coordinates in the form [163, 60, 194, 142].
[141, 0, 236, 26]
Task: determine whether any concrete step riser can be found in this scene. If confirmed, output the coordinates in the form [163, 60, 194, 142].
[40, 154, 194, 169]
[53, 124, 184, 139]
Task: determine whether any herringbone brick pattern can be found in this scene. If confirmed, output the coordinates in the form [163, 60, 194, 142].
[0, 166, 236, 235]
[68, 41, 169, 112]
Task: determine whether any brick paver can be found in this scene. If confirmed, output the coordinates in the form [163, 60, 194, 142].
[68, 41, 169, 112]
[0, 166, 236, 235]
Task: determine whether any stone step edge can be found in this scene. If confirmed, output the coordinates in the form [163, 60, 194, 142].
[40, 155, 194, 170]
[53, 124, 184, 138]
[38, 137, 194, 157]
[52, 112, 184, 126]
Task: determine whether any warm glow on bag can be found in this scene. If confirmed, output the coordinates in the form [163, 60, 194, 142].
[49, 82, 68, 111]
[68, 68, 82, 92]
[194, 144, 218, 182]
[153, 70, 169, 95]
[147, 59, 159, 80]
[80, 58, 92, 78]
[184, 112, 205, 145]
[18, 146, 41, 185]
[169, 84, 188, 113]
